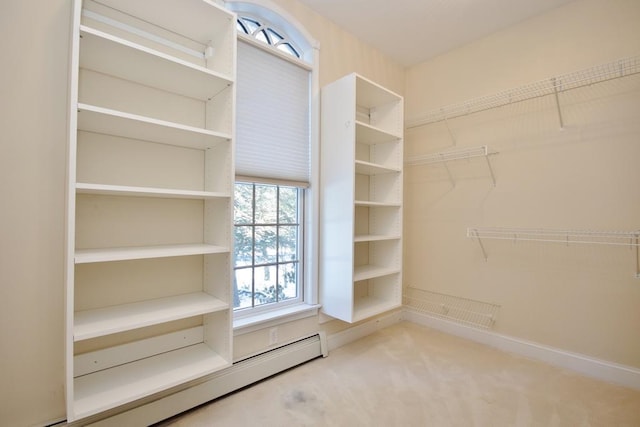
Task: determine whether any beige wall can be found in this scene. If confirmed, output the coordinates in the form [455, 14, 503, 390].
[404, 0, 640, 367]
[0, 0, 403, 425]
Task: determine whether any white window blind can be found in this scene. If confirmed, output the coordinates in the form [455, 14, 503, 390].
[235, 40, 310, 183]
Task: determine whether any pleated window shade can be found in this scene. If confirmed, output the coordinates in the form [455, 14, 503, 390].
[235, 40, 311, 183]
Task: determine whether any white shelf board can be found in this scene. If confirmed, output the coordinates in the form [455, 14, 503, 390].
[353, 296, 399, 323]
[355, 160, 400, 176]
[354, 265, 400, 282]
[74, 292, 228, 341]
[73, 343, 229, 420]
[80, 26, 232, 101]
[354, 234, 401, 243]
[76, 182, 229, 200]
[75, 243, 228, 264]
[96, 0, 233, 47]
[354, 200, 401, 208]
[355, 121, 401, 144]
[77, 103, 230, 149]
[355, 74, 402, 109]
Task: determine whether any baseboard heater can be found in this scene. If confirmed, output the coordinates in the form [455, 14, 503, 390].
[73, 333, 327, 427]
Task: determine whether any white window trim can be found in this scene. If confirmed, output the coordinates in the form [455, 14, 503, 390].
[227, 0, 321, 330]
[234, 303, 321, 335]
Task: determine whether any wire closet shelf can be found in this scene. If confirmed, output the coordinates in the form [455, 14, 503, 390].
[405, 145, 489, 165]
[467, 227, 640, 246]
[403, 287, 500, 330]
[467, 227, 640, 278]
[406, 54, 640, 128]
[405, 145, 497, 186]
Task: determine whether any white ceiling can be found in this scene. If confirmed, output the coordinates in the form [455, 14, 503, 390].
[296, 0, 576, 66]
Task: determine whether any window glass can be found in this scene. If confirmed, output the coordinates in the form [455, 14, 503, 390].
[233, 183, 302, 310]
[236, 16, 301, 58]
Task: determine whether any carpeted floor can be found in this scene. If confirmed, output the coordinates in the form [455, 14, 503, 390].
[158, 321, 640, 426]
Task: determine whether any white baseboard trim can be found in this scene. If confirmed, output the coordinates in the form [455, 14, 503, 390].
[403, 307, 640, 391]
[326, 309, 403, 351]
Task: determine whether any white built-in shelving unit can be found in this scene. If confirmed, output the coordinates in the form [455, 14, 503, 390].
[65, 0, 236, 421]
[320, 73, 404, 323]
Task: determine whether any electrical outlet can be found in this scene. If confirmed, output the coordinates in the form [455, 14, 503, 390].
[269, 327, 278, 345]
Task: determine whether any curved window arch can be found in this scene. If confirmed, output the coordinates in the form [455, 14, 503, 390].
[236, 15, 301, 58]
[226, 1, 316, 64]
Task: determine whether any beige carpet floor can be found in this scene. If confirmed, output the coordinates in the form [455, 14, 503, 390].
[158, 321, 640, 426]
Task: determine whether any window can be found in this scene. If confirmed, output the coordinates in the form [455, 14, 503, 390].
[233, 182, 303, 311]
[228, 1, 319, 326]
[236, 16, 301, 58]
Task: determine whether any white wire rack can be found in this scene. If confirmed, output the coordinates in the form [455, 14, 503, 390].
[403, 287, 500, 330]
[405, 145, 497, 186]
[406, 54, 640, 129]
[467, 227, 640, 277]
[405, 145, 487, 165]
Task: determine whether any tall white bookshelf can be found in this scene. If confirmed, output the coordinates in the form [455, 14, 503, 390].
[65, 0, 236, 421]
[320, 73, 404, 323]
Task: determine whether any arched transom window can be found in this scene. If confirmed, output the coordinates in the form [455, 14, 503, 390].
[236, 15, 301, 58]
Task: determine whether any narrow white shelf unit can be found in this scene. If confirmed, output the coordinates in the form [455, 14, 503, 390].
[467, 227, 640, 277]
[406, 54, 640, 129]
[66, 0, 236, 421]
[405, 145, 497, 187]
[320, 73, 403, 323]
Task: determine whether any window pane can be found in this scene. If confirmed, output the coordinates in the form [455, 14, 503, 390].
[279, 262, 298, 301]
[237, 20, 248, 34]
[234, 183, 253, 224]
[278, 225, 298, 262]
[242, 18, 260, 34]
[255, 29, 269, 44]
[254, 226, 277, 264]
[267, 28, 283, 42]
[234, 268, 253, 309]
[233, 181, 303, 312]
[279, 186, 298, 224]
[255, 185, 277, 224]
[254, 265, 277, 306]
[234, 225, 253, 267]
[277, 43, 299, 57]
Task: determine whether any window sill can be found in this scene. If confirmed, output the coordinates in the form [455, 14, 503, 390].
[233, 303, 321, 335]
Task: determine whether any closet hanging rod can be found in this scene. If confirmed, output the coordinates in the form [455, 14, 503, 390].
[406, 54, 640, 129]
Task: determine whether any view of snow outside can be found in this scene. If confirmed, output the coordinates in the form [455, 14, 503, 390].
[233, 183, 300, 309]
